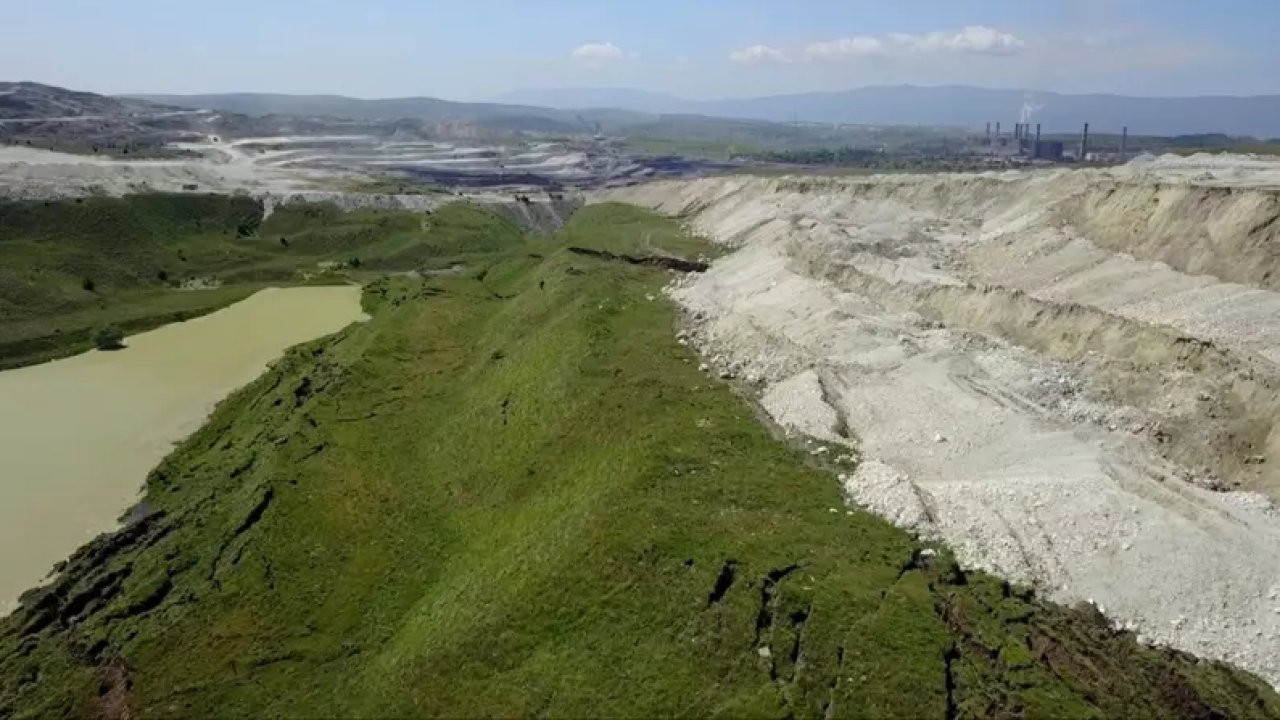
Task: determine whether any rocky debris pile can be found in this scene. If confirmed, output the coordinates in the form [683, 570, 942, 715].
[608, 167, 1280, 689]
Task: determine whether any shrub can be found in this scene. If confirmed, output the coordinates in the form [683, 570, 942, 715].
[81, 277, 96, 293]
[93, 326, 125, 351]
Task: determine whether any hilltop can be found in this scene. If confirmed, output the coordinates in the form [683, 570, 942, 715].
[0, 82, 175, 120]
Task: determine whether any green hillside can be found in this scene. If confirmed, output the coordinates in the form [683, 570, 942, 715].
[1, 204, 1276, 718]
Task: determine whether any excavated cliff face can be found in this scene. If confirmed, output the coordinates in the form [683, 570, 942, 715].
[600, 156, 1280, 689]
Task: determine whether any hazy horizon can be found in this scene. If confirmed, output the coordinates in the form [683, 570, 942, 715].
[3, 0, 1277, 101]
[109, 82, 1280, 104]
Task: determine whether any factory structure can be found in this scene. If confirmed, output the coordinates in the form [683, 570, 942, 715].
[982, 121, 1130, 162]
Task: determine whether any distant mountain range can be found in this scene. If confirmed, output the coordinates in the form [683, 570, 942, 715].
[131, 92, 651, 134]
[497, 85, 1280, 138]
[0, 80, 1268, 141]
[496, 88, 692, 115]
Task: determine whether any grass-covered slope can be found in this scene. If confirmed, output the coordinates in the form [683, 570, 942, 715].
[1, 205, 1277, 718]
[0, 195, 523, 368]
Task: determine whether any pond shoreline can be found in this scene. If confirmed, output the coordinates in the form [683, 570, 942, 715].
[0, 285, 366, 616]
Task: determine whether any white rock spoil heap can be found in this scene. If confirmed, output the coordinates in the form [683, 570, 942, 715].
[602, 153, 1280, 689]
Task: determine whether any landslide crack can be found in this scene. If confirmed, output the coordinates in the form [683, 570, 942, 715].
[233, 488, 275, 538]
[822, 645, 846, 720]
[210, 488, 275, 589]
[753, 564, 803, 647]
[943, 643, 959, 720]
[567, 246, 709, 273]
[706, 560, 738, 607]
[788, 606, 811, 682]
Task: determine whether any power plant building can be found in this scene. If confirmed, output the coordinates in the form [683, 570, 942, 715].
[1034, 141, 1064, 160]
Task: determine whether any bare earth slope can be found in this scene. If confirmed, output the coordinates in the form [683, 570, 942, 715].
[601, 154, 1280, 689]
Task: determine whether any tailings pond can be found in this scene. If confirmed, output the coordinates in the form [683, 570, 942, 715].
[0, 286, 366, 615]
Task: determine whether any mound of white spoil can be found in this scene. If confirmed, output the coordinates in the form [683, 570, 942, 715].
[0, 146, 580, 232]
[0, 146, 325, 198]
[601, 155, 1280, 688]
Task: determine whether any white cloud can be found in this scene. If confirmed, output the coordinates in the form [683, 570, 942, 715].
[571, 42, 626, 67]
[803, 36, 884, 60]
[801, 26, 1025, 61]
[898, 26, 1025, 55]
[729, 44, 788, 64]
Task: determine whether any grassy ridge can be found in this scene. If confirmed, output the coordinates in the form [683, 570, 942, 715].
[0, 195, 523, 368]
[1, 205, 1277, 717]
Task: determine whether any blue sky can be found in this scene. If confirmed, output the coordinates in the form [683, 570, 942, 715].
[2, 0, 1275, 99]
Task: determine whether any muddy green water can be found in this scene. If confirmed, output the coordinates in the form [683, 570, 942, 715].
[0, 286, 366, 615]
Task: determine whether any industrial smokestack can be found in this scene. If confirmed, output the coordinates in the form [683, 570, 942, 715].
[1079, 122, 1090, 160]
[1121, 126, 1128, 157]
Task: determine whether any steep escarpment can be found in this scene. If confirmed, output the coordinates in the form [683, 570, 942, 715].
[601, 160, 1280, 690]
[1067, 182, 1280, 290]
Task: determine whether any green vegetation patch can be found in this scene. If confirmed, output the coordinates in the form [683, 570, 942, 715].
[1, 204, 1276, 718]
[0, 195, 525, 368]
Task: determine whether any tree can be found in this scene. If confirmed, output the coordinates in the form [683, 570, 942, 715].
[93, 326, 125, 351]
